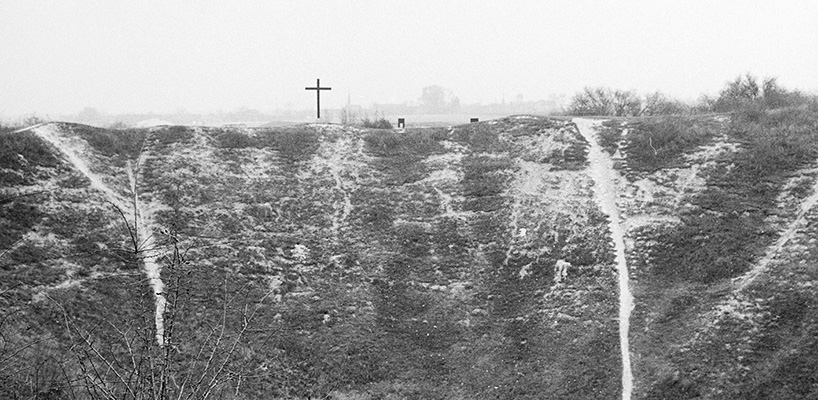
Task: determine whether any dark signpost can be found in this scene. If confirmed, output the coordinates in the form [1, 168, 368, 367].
[305, 78, 331, 119]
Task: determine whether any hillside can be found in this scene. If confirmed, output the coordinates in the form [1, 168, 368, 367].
[1, 111, 817, 399]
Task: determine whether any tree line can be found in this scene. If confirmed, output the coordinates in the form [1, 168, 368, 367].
[568, 74, 817, 116]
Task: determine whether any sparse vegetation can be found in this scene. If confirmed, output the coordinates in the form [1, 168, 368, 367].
[364, 128, 447, 185]
[453, 123, 507, 152]
[270, 127, 320, 162]
[461, 155, 514, 212]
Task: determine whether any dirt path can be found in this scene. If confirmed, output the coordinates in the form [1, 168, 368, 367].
[574, 118, 634, 400]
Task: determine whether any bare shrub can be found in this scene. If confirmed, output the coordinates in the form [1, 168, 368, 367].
[569, 87, 642, 116]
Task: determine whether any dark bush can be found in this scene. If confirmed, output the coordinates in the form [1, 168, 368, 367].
[215, 130, 258, 148]
[364, 128, 447, 185]
[155, 126, 194, 148]
[0, 201, 42, 249]
[255, 127, 320, 163]
[453, 124, 506, 152]
[0, 131, 58, 170]
[364, 128, 446, 158]
[625, 116, 713, 173]
[597, 120, 624, 155]
[69, 124, 147, 160]
[462, 155, 514, 198]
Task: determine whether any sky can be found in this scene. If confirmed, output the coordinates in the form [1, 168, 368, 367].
[1, 0, 817, 117]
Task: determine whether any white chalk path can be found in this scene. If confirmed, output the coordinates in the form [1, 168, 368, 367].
[28, 124, 167, 346]
[127, 158, 167, 345]
[574, 118, 634, 400]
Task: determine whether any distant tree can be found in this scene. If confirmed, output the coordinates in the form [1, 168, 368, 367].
[419, 86, 460, 114]
[710, 74, 816, 112]
[714, 74, 761, 111]
[420, 86, 447, 113]
[758, 76, 813, 109]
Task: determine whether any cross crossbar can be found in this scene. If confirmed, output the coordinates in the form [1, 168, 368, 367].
[305, 78, 331, 119]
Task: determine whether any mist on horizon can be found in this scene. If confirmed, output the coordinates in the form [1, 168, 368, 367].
[2, 1, 817, 120]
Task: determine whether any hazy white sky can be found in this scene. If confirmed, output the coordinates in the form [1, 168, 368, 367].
[2, 1, 816, 116]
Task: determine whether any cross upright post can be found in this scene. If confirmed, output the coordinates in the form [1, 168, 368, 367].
[305, 78, 331, 119]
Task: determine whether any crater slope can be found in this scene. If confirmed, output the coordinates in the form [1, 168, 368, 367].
[2, 110, 817, 399]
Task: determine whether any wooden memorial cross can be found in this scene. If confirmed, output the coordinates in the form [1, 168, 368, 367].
[305, 78, 331, 119]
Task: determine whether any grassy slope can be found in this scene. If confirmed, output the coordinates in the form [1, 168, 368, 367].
[617, 109, 818, 399]
[2, 117, 626, 399]
[137, 117, 622, 399]
[0, 123, 154, 398]
[12, 111, 818, 399]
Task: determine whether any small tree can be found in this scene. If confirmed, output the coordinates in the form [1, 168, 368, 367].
[714, 73, 761, 111]
[420, 86, 447, 114]
[612, 90, 642, 116]
[419, 86, 459, 114]
[569, 87, 610, 116]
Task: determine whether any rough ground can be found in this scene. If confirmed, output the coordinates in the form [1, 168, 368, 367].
[2, 113, 817, 399]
